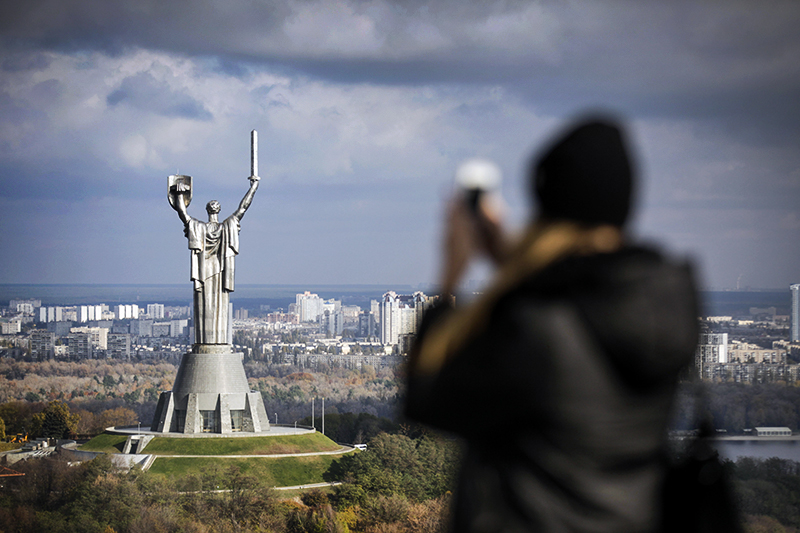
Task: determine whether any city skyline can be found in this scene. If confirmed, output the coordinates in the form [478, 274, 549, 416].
[1, 2, 799, 289]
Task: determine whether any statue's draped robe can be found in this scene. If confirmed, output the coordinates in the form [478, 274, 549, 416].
[185, 215, 240, 344]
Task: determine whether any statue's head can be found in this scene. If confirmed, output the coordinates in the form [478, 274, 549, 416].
[206, 200, 221, 215]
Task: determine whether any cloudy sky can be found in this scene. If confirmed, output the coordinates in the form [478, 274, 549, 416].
[0, 0, 798, 290]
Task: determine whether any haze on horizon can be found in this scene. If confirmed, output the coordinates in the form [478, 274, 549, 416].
[1, 1, 799, 290]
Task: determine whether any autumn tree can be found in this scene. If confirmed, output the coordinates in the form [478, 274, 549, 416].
[31, 401, 79, 439]
[325, 433, 460, 506]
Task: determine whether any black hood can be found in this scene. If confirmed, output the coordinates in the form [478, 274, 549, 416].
[521, 246, 699, 390]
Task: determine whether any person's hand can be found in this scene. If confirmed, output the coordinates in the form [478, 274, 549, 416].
[440, 197, 476, 296]
[474, 193, 508, 265]
[439, 192, 509, 296]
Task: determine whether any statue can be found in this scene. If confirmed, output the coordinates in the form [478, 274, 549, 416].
[151, 130, 271, 434]
[168, 131, 260, 346]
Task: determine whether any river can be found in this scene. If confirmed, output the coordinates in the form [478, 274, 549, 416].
[713, 438, 800, 462]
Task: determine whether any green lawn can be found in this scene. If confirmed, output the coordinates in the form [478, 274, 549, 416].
[79, 433, 128, 453]
[141, 432, 340, 456]
[147, 454, 341, 486]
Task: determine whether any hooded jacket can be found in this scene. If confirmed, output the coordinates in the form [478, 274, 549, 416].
[406, 246, 698, 533]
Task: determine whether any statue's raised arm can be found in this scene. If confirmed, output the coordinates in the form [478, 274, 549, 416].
[232, 175, 259, 221]
[233, 129, 261, 221]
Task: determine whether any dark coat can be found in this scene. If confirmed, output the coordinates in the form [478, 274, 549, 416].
[406, 246, 699, 533]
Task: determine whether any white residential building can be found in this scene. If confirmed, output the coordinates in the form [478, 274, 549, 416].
[696, 333, 729, 365]
[70, 326, 108, 350]
[380, 291, 431, 346]
[296, 292, 325, 322]
[147, 303, 165, 319]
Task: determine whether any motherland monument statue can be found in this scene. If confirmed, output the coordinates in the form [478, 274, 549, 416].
[151, 131, 270, 434]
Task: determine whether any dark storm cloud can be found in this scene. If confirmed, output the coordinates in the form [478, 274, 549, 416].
[3, 1, 799, 137]
[106, 72, 213, 120]
[2, 52, 51, 72]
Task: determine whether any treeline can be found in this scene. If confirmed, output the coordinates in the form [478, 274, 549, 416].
[0, 359, 173, 409]
[0, 359, 406, 433]
[297, 412, 401, 444]
[672, 382, 800, 433]
[0, 400, 144, 439]
[730, 457, 800, 531]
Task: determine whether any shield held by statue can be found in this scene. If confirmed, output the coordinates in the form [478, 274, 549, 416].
[168, 174, 193, 208]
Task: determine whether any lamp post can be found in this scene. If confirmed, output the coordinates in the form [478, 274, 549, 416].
[322, 397, 325, 436]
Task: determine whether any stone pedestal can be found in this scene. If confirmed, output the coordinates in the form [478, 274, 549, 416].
[150, 344, 270, 434]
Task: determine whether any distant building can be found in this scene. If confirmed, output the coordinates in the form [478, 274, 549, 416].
[322, 309, 344, 337]
[107, 333, 131, 359]
[792, 284, 800, 342]
[130, 319, 153, 337]
[696, 333, 729, 374]
[70, 326, 108, 350]
[147, 303, 165, 319]
[85, 305, 102, 321]
[47, 321, 73, 336]
[267, 312, 299, 324]
[296, 292, 325, 322]
[358, 311, 378, 339]
[46, 306, 63, 323]
[68, 331, 93, 359]
[165, 306, 191, 319]
[115, 304, 140, 320]
[380, 291, 431, 346]
[170, 319, 189, 337]
[10, 299, 40, 314]
[30, 329, 55, 359]
[728, 342, 787, 364]
[755, 427, 792, 437]
[152, 322, 172, 337]
[1, 319, 21, 335]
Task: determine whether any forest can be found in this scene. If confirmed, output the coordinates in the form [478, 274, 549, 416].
[5, 360, 800, 531]
[0, 432, 457, 533]
[2, 428, 800, 532]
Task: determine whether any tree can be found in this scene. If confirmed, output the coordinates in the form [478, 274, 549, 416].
[325, 433, 460, 505]
[31, 401, 79, 439]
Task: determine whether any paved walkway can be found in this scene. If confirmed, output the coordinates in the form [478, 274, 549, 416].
[274, 481, 342, 491]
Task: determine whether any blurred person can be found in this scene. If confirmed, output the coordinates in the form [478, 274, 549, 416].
[406, 116, 699, 532]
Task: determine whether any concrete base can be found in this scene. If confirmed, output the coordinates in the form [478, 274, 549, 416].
[150, 347, 270, 434]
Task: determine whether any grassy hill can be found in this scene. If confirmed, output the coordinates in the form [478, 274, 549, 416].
[142, 433, 340, 455]
[147, 454, 341, 486]
[79, 433, 128, 453]
[78, 431, 349, 486]
[80, 432, 340, 456]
